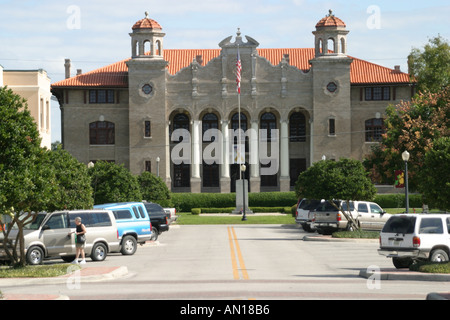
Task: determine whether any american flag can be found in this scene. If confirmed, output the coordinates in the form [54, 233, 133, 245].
[236, 48, 241, 94]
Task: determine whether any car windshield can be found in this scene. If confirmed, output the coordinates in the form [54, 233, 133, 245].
[23, 213, 47, 230]
[144, 203, 165, 215]
[382, 216, 416, 234]
[301, 200, 322, 210]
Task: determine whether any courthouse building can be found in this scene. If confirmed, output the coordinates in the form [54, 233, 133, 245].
[51, 11, 414, 193]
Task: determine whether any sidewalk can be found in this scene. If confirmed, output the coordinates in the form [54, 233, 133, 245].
[0, 266, 128, 300]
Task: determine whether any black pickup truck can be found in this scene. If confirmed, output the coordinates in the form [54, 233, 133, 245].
[143, 202, 169, 241]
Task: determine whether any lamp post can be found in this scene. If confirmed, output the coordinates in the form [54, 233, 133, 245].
[156, 157, 160, 177]
[402, 150, 410, 213]
[241, 164, 247, 221]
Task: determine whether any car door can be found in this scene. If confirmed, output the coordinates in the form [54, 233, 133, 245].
[369, 203, 388, 230]
[357, 203, 370, 229]
[41, 213, 74, 256]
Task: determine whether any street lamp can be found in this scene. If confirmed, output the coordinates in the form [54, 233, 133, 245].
[241, 164, 247, 221]
[402, 150, 410, 213]
[156, 157, 160, 177]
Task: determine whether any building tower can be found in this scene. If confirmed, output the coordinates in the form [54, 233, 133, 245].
[309, 10, 352, 163]
[126, 13, 171, 187]
[130, 11, 165, 59]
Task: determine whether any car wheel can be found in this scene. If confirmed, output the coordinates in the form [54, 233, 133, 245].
[121, 235, 137, 255]
[392, 257, 413, 269]
[430, 249, 449, 262]
[150, 226, 159, 241]
[91, 243, 108, 261]
[26, 246, 44, 265]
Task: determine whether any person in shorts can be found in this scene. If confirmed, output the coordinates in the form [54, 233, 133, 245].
[71, 217, 87, 264]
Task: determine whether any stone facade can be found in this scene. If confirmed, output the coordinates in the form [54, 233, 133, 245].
[2, 68, 52, 149]
[52, 11, 414, 193]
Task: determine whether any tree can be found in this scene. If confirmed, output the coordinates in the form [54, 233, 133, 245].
[295, 158, 376, 231]
[408, 35, 450, 94]
[364, 88, 450, 191]
[0, 87, 58, 266]
[418, 137, 450, 211]
[46, 146, 94, 211]
[89, 161, 142, 205]
[138, 171, 172, 207]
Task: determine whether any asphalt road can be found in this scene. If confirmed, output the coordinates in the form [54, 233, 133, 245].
[1, 224, 448, 301]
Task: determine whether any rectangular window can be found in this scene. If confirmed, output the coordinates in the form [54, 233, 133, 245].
[145, 161, 151, 172]
[89, 90, 115, 104]
[365, 87, 390, 101]
[144, 121, 151, 138]
[329, 119, 336, 136]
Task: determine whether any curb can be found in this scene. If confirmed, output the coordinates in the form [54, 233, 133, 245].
[0, 266, 128, 287]
[303, 235, 378, 243]
[0, 266, 129, 300]
[359, 268, 450, 282]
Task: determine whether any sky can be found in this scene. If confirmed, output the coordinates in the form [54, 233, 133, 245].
[0, 0, 449, 142]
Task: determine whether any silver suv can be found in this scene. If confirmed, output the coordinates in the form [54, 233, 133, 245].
[378, 214, 450, 268]
[0, 210, 120, 265]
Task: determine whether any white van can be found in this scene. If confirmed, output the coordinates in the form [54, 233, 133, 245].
[378, 214, 450, 268]
[0, 210, 120, 265]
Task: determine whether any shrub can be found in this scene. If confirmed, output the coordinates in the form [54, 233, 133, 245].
[332, 230, 380, 239]
[191, 208, 201, 215]
[409, 261, 450, 274]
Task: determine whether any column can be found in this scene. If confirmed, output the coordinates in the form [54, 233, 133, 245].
[220, 120, 231, 192]
[280, 119, 290, 192]
[250, 120, 260, 192]
[191, 120, 201, 192]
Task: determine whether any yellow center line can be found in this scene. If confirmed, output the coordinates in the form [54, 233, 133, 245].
[227, 226, 249, 280]
[227, 226, 240, 280]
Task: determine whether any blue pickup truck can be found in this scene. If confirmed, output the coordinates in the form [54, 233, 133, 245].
[94, 202, 152, 255]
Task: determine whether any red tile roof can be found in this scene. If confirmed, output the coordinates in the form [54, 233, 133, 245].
[316, 15, 346, 28]
[132, 17, 162, 30]
[315, 10, 346, 28]
[51, 48, 411, 88]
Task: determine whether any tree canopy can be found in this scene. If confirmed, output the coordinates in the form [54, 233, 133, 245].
[364, 87, 450, 191]
[295, 158, 376, 230]
[408, 35, 450, 94]
[417, 137, 450, 210]
[89, 161, 142, 205]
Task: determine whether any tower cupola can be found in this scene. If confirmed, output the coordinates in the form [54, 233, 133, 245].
[130, 12, 165, 59]
[313, 10, 349, 57]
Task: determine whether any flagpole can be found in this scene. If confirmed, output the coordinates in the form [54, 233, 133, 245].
[237, 44, 242, 180]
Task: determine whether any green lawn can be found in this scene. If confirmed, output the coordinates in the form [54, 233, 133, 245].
[176, 212, 296, 225]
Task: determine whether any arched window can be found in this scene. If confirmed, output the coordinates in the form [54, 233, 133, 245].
[365, 118, 385, 142]
[202, 113, 218, 139]
[171, 113, 190, 143]
[327, 38, 335, 53]
[173, 113, 189, 131]
[156, 40, 162, 56]
[231, 113, 248, 131]
[289, 112, 306, 142]
[260, 112, 277, 140]
[231, 113, 248, 145]
[144, 40, 151, 55]
[89, 121, 115, 145]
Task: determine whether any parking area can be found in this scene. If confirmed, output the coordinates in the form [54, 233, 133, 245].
[1, 223, 448, 300]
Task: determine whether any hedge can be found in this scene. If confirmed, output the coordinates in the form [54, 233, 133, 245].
[172, 192, 298, 212]
[373, 194, 423, 209]
[172, 192, 424, 213]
